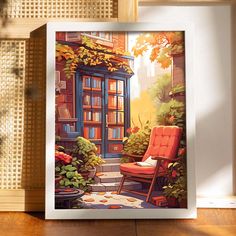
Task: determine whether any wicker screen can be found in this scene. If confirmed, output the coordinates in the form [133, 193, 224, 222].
[0, 40, 26, 189]
[1, 0, 118, 19]
[0, 38, 46, 190]
[22, 38, 46, 189]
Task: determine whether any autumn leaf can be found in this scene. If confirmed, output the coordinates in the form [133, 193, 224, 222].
[84, 198, 95, 202]
[132, 32, 184, 68]
[100, 199, 108, 203]
[108, 205, 122, 209]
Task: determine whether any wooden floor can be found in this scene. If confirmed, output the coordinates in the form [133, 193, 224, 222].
[0, 209, 235, 236]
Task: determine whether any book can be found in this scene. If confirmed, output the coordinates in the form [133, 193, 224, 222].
[136, 162, 153, 167]
[136, 156, 157, 167]
[58, 104, 71, 119]
[84, 94, 90, 105]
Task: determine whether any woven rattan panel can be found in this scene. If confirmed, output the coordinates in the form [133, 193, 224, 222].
[0, 38, 46, 190]
[22, 38, 46, 189]
[1, 0, 118, 18]
[0, 40, 25, 189]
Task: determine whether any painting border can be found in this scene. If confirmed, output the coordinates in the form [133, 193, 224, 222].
[46, 22, 196, 219]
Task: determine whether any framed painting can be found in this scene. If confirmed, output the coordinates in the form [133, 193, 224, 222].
[46, 22, 196, 219]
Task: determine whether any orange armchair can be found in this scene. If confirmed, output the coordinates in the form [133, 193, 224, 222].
[117, 126, 183, 203]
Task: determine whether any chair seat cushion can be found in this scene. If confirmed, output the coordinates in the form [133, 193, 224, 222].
[120, 162, 165, 175]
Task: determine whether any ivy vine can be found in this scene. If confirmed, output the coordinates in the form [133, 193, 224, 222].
[56, 36, 133, 79]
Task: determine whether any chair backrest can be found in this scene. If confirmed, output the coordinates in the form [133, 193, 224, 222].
[142, 126, 182, 162]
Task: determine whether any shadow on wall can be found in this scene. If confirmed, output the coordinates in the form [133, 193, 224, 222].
[139, 5, 234, 197]
[0, 0, 10, 35]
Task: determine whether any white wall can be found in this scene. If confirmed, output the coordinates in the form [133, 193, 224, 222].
[139, 6, 233, 197]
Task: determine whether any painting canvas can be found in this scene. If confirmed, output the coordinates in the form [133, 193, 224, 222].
[46, 23, 196, 219]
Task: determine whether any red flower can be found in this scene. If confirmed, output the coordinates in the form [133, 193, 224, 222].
[55, 151, 72, 164]
[178, 148, 186, 157]
[172, 170, 177, 178]
[132, 126, 140, 133]
[126, 127, 132, 134]
[169, 116, 175, 123]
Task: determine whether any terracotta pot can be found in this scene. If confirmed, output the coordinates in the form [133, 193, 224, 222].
[179, 199, 187, 208]
[80, 171, 90, 180]
[88, 167, 96, 178]
[167, 197, 179, 208]
[55, 176, 63, 188]
[55, 176, 62, 184]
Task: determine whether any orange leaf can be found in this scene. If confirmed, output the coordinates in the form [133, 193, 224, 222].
[84, 198, 95, 202]
[100, 199, 108, 203]
[108, 205, 122, 209]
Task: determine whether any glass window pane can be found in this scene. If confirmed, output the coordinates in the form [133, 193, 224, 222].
[108, 95, 117, 109]
[118, 96, 124, 111]
[117, 80, 124, 95]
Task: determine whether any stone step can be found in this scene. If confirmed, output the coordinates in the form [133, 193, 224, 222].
[89, 181, 142, 192]
[97, 163, 120, 172]
[103, 158, 121, 164]
[94, 171, 123, 183]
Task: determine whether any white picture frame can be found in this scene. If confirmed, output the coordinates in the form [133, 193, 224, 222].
[46, 22, 196, 219]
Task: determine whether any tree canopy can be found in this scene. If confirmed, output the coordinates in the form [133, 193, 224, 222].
[132, 32, 184, 69]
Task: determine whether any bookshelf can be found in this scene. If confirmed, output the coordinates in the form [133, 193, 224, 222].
[82, 76, 103, 154]
[76, 73, 131, 158]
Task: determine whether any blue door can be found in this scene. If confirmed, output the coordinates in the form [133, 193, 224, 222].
[76, 71, 130, 158]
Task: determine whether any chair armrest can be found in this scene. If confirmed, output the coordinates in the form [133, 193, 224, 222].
[151, 156, 182, 162]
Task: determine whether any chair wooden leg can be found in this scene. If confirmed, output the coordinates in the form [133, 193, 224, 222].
[146, 176, 157, 202]
[117, 175, 126, 194]
[146, 163, 161, 202]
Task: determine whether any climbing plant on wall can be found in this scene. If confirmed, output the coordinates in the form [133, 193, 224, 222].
[56, 35, 133, 79]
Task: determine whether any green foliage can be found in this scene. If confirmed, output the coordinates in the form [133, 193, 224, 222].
[150, 73, 171, 103]
[56, 36, 133, 79]
[72, 137, 104, 172]
[123, 120, 151, 156]
[55, 164, 93, 191]
[169, 84, 185, 96]
[162, 159, 187, 202]
[120, 157, 130, 164]
[156, 99, 185, 127]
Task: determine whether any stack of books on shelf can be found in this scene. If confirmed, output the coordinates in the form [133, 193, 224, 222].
[108, 96, 123, 109]
[83, 95, 102, 107]
[108, 80, 123, 94]
[118, 81, 123, 93]
[108, 96, 117, 108]
[83, 76, 101, 89]
[118, 97, 123, 109]
[83, 111, 101, 122]
[92, 96, 102, 106]
[108, 127, 124, 139]
[93, 112, 102, 122]
[109, 80, 116, 92]
[108, 112, 124, 123]
[84, 127, 101, 139]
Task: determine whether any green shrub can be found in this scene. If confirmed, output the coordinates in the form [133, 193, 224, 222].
[122, 120, 151, 156]
[71, 137, 104, 172]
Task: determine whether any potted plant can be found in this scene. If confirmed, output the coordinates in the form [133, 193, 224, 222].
[71, 137, 105, 178]
[55, 145, 93, 192]
[121, 120, 151, 162]
[162, 152, 187, 208]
